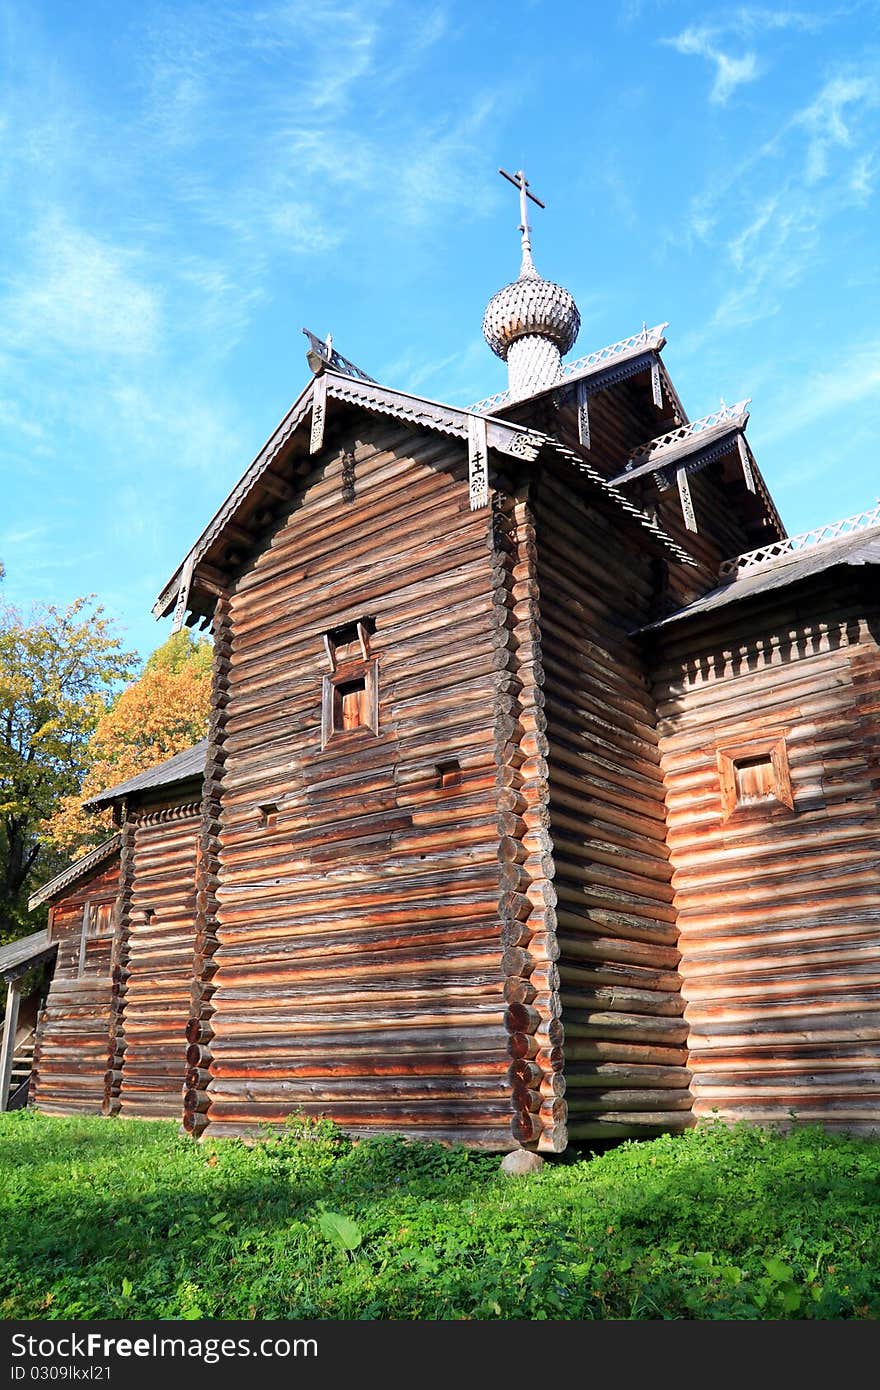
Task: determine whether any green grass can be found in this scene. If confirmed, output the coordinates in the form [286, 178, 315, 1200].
[1, 1110, 879, 1319]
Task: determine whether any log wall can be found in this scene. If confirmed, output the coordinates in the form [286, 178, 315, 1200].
[117, 802, 201, 1118]
[203, 417, 514, 1145]
[490, 485, 567, 1151]
[183, 595, 232, 1135]
[650, 579, 880, 1133]
[31, 858, 120, 1115]
[534, 469, 694, 1143]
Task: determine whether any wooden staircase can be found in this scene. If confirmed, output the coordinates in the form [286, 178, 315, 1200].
[6, 1030, 35, 1110]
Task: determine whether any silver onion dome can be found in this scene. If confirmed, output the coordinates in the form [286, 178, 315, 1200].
[482, 257, 581, 362]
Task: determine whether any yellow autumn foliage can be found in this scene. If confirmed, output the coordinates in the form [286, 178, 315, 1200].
[45, 634, 211, 856]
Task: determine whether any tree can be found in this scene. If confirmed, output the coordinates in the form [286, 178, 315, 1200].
[0, 597, 136, 942]
[45, 630, 212, 858]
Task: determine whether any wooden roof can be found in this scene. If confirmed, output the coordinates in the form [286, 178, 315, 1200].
[154, 367, 693, 625]
[0, 929, 57, 982]
[83, 740, 208, 810]
[27, 837, 121, 911]
[641, 525, 880, 633]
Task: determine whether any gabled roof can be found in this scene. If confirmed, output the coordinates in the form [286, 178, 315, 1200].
[154, 366, 695, 623]
[610, 401, 784, 542]
[83, 739, 208, 809]
[0, 929, 57, 981]
[613, 402, 752, 486]
[641, 523, 880, 633]
[27, 836, 121, 912]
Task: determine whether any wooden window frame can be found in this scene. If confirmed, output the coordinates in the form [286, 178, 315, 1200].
[77, 899, 116, 978]
[717, 735, 794, 822]
[321, 658, 379, 749]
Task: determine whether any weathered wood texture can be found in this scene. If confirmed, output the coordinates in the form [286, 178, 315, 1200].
[514, 372, 777, 609]
[533, 470, 694, 1143]
[200, 417, 514, 1145]
[118, 803, 201, 1118]
[31, 858, 120, 1114]
[651, 579, 880, 1133]
[104, 818, 135, 1115]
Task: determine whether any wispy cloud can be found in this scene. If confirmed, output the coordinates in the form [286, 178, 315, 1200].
[1, 212, 161, 360]
[663, 26, 760, 104]
[758, 336, 880, 447]
[727, 7, 831, 38]
[673, 60, 880, 338]
[797, 74, 879, 181]
[662, 6, 841, 105]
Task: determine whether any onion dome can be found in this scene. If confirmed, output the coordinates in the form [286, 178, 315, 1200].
[482, 252, 580, 362]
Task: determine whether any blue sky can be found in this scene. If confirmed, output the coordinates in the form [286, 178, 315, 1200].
[1, 0, 879, 662]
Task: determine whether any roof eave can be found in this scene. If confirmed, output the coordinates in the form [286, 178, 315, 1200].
[637, 544, 880, 636]
[27, 836, 121, 912]
[0, 931, 57, 982]
[153, 374, 548, 624]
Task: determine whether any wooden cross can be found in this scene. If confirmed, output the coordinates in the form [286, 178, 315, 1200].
[499, 168, 545, 262]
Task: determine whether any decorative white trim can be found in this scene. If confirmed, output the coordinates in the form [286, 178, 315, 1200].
[737, 434, 756, 494]
[719, 500, 880, 576]
[576, 379, 590, 449]
[310, 372, 328, 455]
[677, 466, 698, 533]
[651, 359, 663, 410]
[561, 323, 668, 382]
[469, 322, 668, 413]
[171, 555, 194, 635]
[628, 400, 750, 468]
[467, 414, 489, 510]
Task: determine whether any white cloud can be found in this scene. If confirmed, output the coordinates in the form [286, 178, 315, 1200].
[850, 152, 878, 201]
[1, 213, 161, 360]
[728, 7, 831, 37]
[758, 337, 880, 447]
[672, 56, 880, 342]
[664, 26, 760, 104]
[797, 75, 879, 182]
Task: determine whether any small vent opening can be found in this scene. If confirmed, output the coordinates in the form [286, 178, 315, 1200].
[436, 758, 462, 789]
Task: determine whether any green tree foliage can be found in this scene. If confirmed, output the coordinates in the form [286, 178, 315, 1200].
[0, 598, 136, 942]
[144, 628, 213, 679]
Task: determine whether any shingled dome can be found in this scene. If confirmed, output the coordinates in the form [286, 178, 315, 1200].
[482, 262, 581, 361]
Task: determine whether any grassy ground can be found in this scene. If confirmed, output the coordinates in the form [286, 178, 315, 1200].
[1, 1110, 879, 1320]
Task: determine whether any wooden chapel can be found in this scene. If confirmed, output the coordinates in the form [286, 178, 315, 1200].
[17, 170, 880, 1150]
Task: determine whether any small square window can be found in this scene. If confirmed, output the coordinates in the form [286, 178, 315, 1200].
[324, 618, 374, 669]
[733, 754, 775, 805]
[86, 902, 115, 939]
[717, 735, 793, 821]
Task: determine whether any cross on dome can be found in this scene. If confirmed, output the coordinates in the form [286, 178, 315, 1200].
[482, 166, 581, 401]
[499, 167, 545, 277]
